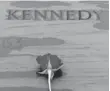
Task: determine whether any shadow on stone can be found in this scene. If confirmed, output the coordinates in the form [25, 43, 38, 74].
[0, 87, 73, 91]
